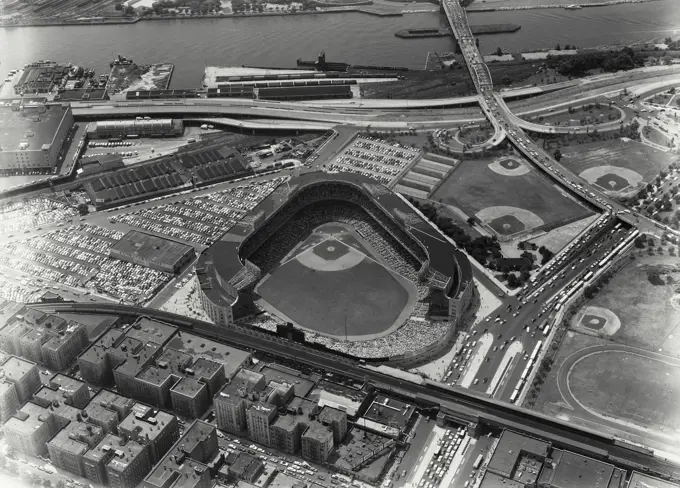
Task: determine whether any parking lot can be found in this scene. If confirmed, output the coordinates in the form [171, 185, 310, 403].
[0, 223, 169, 304]
[328, 134, 420, 185]
[0, 198, 78, 236]
[111, 177, 285, 246]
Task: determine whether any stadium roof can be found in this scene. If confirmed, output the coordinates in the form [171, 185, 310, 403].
[198, 171, 471, 309]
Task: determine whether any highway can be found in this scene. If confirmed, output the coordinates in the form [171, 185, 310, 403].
[67, 66, 680, 133]
[436, 0, 680, 459]
[27, 301, 680, 480]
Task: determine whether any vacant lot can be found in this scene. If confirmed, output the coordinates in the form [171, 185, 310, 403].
[431, 157, 591, 233]
[575, 255, 680, 354]
[560, 139, 676, 183]
[568, 349, 680, 432]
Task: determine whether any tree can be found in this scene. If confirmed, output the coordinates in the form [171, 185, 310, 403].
[555, 43, 561, 51]
[553, 148, 562, 161]
[496, 47, 503, 56]
[114, 2, 122, 9]
[77, 203, 89, 216]
[124, 4, 135, 14]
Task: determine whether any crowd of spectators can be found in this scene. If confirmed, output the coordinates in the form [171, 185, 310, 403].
[114, 178, 286, 246]
[239, 181, 452, 359]
[0, 198, 78, 235]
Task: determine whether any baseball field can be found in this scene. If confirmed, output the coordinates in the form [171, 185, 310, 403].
[256, 226, 418, 340]
[431, 156, 592, 236]
[560, 139, 676, 194]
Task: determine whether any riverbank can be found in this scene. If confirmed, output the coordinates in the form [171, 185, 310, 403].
[0, 3, 410, 27]
[467, 0, 659, 12]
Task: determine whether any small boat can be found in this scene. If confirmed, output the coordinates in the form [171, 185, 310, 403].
[564, 4, 583, 9]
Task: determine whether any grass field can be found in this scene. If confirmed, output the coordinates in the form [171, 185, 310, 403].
[568, 350, 680, 432]
[523, 105, 621, 127]
[430, 157, 591, 231]
[257, 234, 416, 339]
[560, 139, 676, 182]
[645, 126, 672, 148]
[577, 255, 680, 355]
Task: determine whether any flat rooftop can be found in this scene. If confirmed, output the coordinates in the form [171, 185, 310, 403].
[84, 432, 121, 464]
[362, 395, 413, 430]
[47, 373, 86, 394]
[480, 472, 525, 488]
[629, 472, 680, 488]
[217, 369, 265, 405]
[1, 355, 36, 381]
[144, 420, 215, 488]
[119, 405, 174, 440]
[171, 377, 206, 398]
[105, 437, 147, 473]
[166, 332, 250, 379]
[110, 230, 193, 269]
[550, 450, 614, 488]
[5, 402, 48, 434]
[258, 364, 316, 397]
[487, 430, 551, 479]
[0, 104, 70, 152]
[47, 421, 102, 454]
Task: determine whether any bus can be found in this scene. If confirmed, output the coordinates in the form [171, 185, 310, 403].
[509, 389, 519, 404]
[473, 454, 484, 470]
[520, 364, 531, 382]
[583, 271, 594, 282]
[543, 324, 551, 336]
[530, 341, 543, 362]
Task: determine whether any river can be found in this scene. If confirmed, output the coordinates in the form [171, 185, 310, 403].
[0, 0, 678, 87]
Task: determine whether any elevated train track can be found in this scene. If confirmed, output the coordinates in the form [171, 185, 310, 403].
[29, 301, 680, 482]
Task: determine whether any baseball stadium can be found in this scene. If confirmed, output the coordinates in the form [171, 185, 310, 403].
[195, 171, 475, 361]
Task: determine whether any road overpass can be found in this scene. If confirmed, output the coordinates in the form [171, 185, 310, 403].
[27, 301, 680, 481]
[441, 0, 672, 236]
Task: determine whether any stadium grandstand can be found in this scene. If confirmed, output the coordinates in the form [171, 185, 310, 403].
[196, 172, 474, 361]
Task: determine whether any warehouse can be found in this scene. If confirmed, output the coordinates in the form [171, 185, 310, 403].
[256, 85, 352, 101]
[87, 119, 184, 140]
[0, 103, 74, 175]
[109, 231, 195, 274]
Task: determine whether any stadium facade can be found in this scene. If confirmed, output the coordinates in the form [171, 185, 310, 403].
[196, 172, 474, 360]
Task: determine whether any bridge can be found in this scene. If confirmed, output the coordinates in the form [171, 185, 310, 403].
[441, 0, 671, 236]
[28, 301, 680, 481]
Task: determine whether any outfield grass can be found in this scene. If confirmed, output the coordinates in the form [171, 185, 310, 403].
[560, 140, 675, 182]
[430, 157, 591, 229]
[569, 350, 680, 432]
[581, 255, 680, 354]
[257, 254, 414, 338]
[532, 332, 608, 412]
